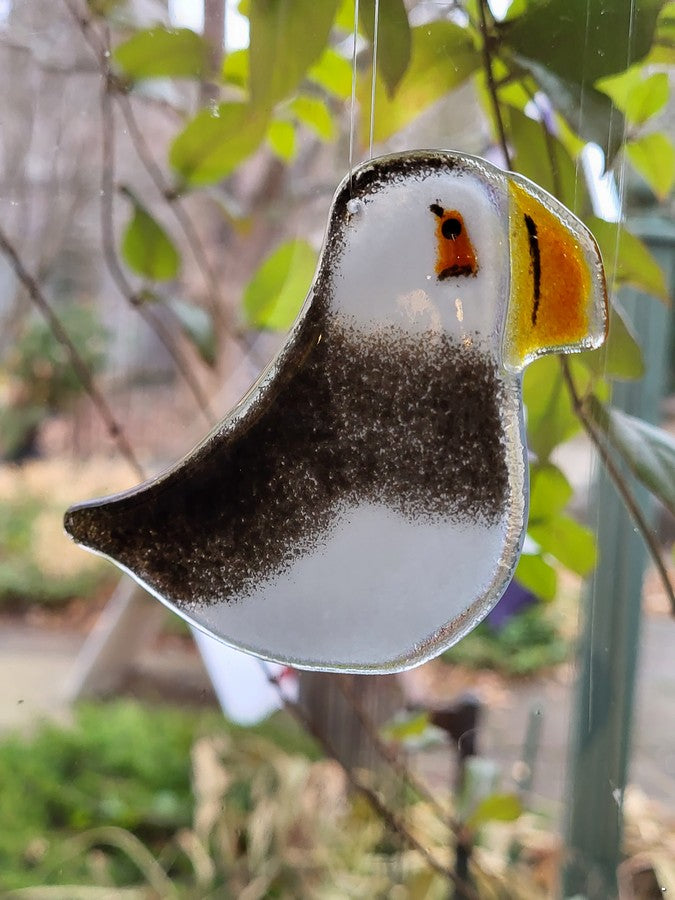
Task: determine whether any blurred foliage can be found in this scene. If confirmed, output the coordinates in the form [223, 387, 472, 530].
[99, 0, 674, 610]
[113, 26, 213, 81]
[0, 493, 105, 608]
[120, 191, 180, 282]
[0, 701, 317, 892]
[242, 239, 317, 331]
[0, 458, 131, 609]
[0, 700, 559, 898]
[443, 605, 569, 676]
[589, 398, 675, 515]
[0, 305, 108, 460]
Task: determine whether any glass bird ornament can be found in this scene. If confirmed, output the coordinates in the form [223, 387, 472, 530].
[65, 151, 607, 673]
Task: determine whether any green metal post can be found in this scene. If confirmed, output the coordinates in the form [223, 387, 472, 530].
[564, 215, 674, 898]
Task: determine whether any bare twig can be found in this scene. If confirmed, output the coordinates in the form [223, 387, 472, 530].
[560, 358, 675, 614]
[334, 677, 454, 826]
[116, 94, 229, 331]
[65, 0, 244, 353]
[99, 81, 216, 426]
[477, 0, 512, 170]
[262, 668, 476, 896]
[62, 0, 108, 59]
[0, 226, 145, 480]
[0, 34, 99, 73]
[63, 1, 219, 422]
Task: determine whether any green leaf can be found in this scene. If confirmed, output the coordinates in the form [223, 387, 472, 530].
[289, 95, 335, 141]
[553, 110, 588, 160]
[169, 103, 267, 186]
[381, 711, 430, 743]
[113, 27, 212, 81]
[504, 0, 663, 85]
[221, 48, 249, 89]
[529, 515, 597, 576]
[582, 302, 645, 381]
[243, 240, 317, 331]
[587, 216, 669, 301]
[508, 106, 589, 212]
[529, 464, 573, 525]
[523, 355, 581, 461]
[625, 73, 669, 125]
[334, 0, 356, 31]
[359, 22, 480, 143]
[514, 553, 558, 602]
[457, 757, 500, 823]
[249, 0, 340, 109]
[492, 57, 532, 111]
[589, 400, 675, 516]
[509, 59, 625, 163]
[359, 0, 411, 96]
[595, 65, 643, 112]
[266, 118, 296, 161]
[626, 132, 675, 201]
[121, 202, 179, 281]
[169, 300, 216, 366]
[308, 47, 352, 99]
[649, 1, 675, 63]
[467, 792, 522, 828]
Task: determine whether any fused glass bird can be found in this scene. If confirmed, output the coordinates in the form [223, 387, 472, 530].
[65, 151, 607, 673]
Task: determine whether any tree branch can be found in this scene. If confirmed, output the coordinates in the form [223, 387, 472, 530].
[115, 94, 229, 332]
[63, 2, 219, 423]
[477, 0, 512, 170]
[0, 226, 145, 480]
[334, 676, 455, 826]
[99, 79, 216, 427]
[560, 358, 675, 615]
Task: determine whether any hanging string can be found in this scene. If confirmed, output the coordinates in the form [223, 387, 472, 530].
[348, 0, 360, 195]
[584, 0, 637, 731]
[369, 0, 380, 159]
[573, 0, 592, 215]
[610, 0, 637, 291]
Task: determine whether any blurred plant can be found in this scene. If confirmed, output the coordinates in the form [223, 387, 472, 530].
[0, 304, 108, 461]
[443, 605, 569, 676]
[0, 457, 131, 609]
[0, 493, 105, 609]
[0, 700, 556, 898]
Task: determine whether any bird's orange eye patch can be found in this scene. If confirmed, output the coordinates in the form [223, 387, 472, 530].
[430, 204, 478, 280]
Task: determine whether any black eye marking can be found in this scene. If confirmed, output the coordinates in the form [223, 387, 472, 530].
[430, 203, 444, 218]
[524, 214, 541, 326]
[438, 264, 475, 280]
[441, 217, 462, 240]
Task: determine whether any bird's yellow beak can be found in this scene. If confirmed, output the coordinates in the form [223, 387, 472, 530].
[503, 178, 608, 372]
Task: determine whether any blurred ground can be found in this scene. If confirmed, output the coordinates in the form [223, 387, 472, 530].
[1, 565, 673, 825]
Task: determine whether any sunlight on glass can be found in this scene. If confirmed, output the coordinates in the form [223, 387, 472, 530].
[582, 142, 621, 223]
